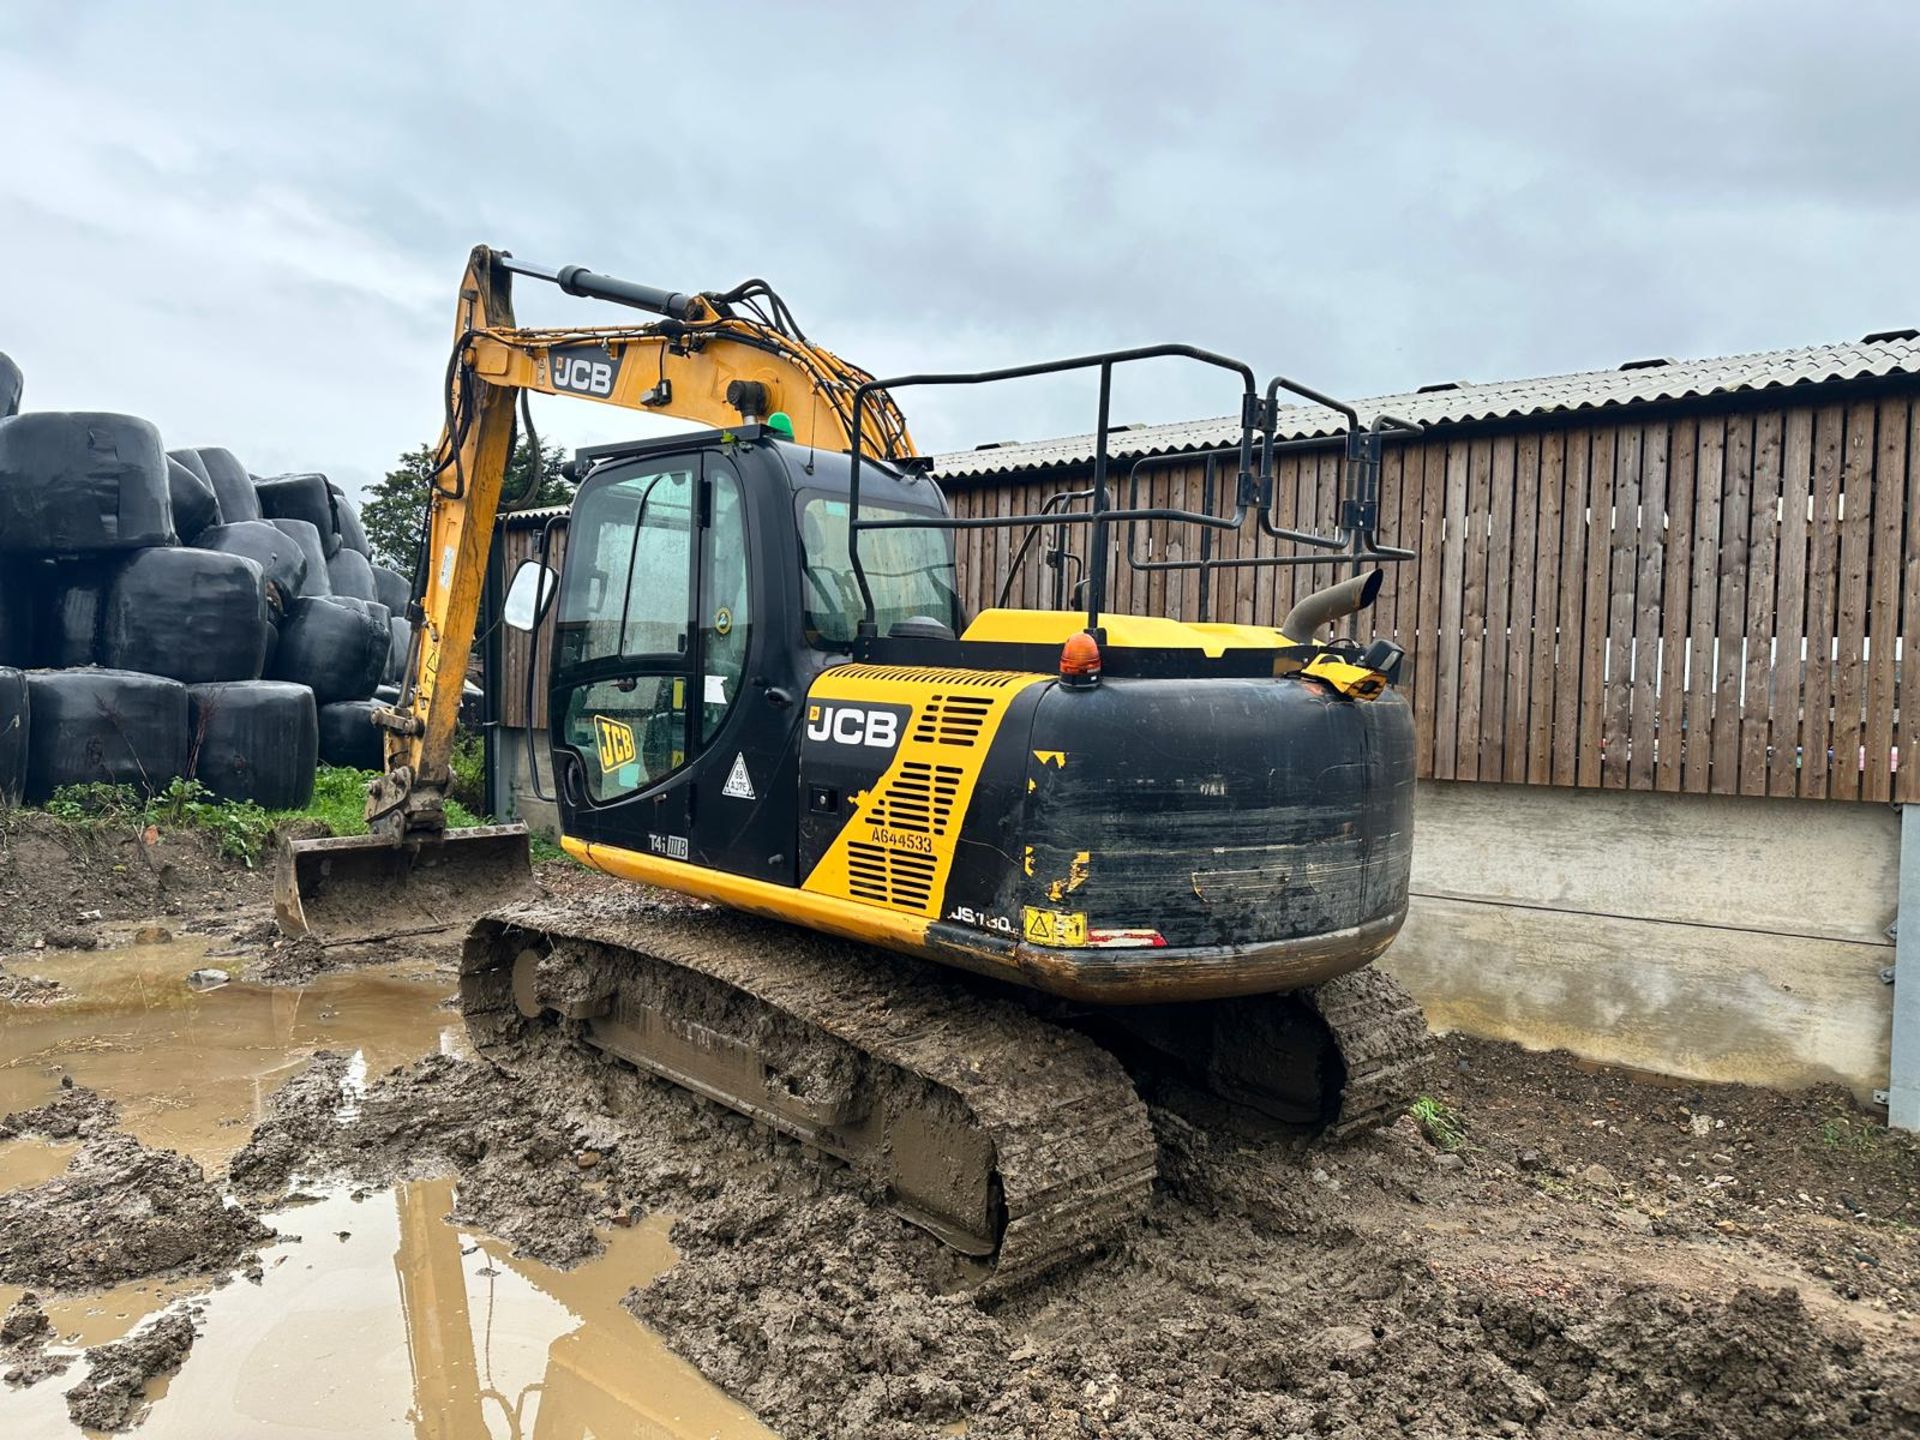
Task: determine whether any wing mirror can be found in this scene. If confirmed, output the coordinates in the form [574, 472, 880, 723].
[503, 560, 558, 632]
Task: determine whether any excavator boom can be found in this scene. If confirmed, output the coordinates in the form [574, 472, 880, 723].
[276, 245, 910, 940]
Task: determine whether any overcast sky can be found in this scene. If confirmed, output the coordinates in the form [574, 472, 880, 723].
[3, 2, 1915, 502]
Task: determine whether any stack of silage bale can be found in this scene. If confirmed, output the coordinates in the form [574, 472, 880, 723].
[0, 352, 419, 809]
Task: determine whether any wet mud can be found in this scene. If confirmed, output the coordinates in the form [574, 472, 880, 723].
[3, 840, 1918, 1436]
[0, 1132, 272, 1291]
[60, 1307, 199, 1432]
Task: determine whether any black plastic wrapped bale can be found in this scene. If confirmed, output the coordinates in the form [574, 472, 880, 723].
[34, 559, 115, 667]
[371, 564, 410, 616]
[0, 413, 176, 554]
[192, 447, 262, 525]
[165, 457, 222, 543]
[270, 595, 388, 703]
[194, 520, 306, 615]
[373, 683, 401, 705]
[328, 484, 372, 558]
[333, 596, 390, 628]
[0, 353, 21, 419]
[255, 473, 338, 544]
[0, 666, 26, 804]
[23, 668, 187, 801]
[317, 699, 386, 770]
[326, 546, 378, 601]
[101, 549, 270, 684]
[0, 562, 33, 667]
[188, 680, 316, 808]
[384, 614, 412, 685]
[270, 519, 333, 598]
[167, 448, 212, 486]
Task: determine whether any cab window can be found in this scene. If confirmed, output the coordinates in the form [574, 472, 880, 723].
[553, 460, 747, 803]
[798, 496, 959, 646]
[555, 464, 695, 669]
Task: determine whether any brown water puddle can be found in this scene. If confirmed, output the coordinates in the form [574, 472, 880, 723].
[1, 931, 775, 1438]
[0, 932, 463, 1170]
[0, 1177, 773, 1438]
[0, 1136, 80, 1191]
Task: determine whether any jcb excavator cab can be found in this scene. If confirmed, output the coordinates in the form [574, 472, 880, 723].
[535, 425, 957, 884]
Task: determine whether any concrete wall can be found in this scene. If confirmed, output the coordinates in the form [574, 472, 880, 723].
[1382, 780, 1899, 1103]
[492, 727, 559, 842]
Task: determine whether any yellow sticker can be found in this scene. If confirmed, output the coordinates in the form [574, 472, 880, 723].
[594, 715, 636, 771]
[1022, 907, 1088, 947]
[1046, 851, 1092, 902]
[1032, 750, 1066, 768]
[714, 606, 733, 636]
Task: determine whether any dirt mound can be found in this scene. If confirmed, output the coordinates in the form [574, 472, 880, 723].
[1, 1079, 119, 1141]
[0, 813, 260, 949]
[62, 1307, 200, 1432]
[1479, 1283, 1917, 1437]
[0, 1134, 273, 1289]
[1, 1291, 69, 1389]
[630, 1182, 1007, 1435]
[0, 963, 65, 1004]
[228, 1044, 707, 1267]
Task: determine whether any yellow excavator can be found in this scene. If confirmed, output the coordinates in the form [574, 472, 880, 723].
[276, 246, 1428, 1288]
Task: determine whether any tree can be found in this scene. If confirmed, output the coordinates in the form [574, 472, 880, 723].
[360, 440, 573, 574]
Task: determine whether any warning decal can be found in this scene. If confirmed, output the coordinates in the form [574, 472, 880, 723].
[1022, 906, 1088, 948]
[722, 752, 756, 800]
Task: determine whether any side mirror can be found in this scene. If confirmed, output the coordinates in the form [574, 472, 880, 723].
[503, 560, 557, 632]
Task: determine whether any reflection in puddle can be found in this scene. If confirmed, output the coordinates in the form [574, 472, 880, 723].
[1, 932, 773, 1437]
[0, 1179, 772, 1438]
[0, 932, 464, 1169]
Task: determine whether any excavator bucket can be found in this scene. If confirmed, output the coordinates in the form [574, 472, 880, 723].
[274, 825, 536, 944]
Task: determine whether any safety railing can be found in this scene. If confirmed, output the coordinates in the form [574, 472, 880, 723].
[844, 347, 1421, 636]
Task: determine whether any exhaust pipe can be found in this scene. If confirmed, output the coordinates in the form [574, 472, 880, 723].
[1279, 570, 1383, 644]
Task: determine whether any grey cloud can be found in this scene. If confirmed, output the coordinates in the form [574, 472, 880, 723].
[1, 1, 1913, 497]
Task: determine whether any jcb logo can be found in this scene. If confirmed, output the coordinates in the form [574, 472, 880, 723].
[806, 704, 900, 749]
[550, 345, 621, 397]
[594, 714, 636, 770]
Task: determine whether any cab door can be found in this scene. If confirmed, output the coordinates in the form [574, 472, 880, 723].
[548, 453, 703, 857]
[548, 445, 797, 881]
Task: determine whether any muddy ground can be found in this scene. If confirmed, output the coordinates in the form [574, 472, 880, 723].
[2, 813, 1917, 1437]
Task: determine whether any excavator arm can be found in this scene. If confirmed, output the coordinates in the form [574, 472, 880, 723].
[274, 244, 912, 938]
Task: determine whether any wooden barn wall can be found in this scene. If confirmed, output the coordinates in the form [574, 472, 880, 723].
[944, 392, 1920, 803]
[498, 522, 564, 729]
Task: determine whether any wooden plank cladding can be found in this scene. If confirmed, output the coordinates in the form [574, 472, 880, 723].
[942, 389, 1920, 802]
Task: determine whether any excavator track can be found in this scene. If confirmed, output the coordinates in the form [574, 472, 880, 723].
[1101, 964, 1433, 1138]
[1304, 965, 1434, 1137]
[461, 894, 1158, 1294]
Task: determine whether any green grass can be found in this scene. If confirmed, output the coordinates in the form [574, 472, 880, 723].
[271, 765, 483, 839]
[1411, 1094, 1469, 1152]
[1819, 1114, 1886, 1159]
[35, 767, 486, 868]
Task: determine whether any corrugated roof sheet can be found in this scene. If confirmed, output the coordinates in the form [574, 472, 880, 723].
[498, 503, 571, 528]
[930, 332, 1920, 481]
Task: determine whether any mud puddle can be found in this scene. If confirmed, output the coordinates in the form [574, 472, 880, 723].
[0, 931, 464, 1169]
[0, 1177, 772, 1438]
[0, 1138, 81, 1192]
